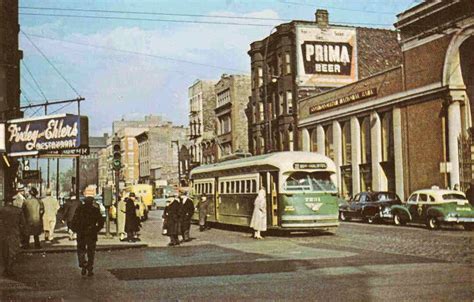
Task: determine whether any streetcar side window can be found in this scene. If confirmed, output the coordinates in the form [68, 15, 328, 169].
[220, 182, 224, 194]
[246, 180, 251, 193]
[241, 180, 245, 194]
[236, 181, 240, 193]
[252, 180, 257, 193]
[226, 182, 231, 194]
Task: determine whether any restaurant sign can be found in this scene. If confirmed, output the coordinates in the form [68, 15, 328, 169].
[7, 114, 89, 157]
[309, 88, 377, 114]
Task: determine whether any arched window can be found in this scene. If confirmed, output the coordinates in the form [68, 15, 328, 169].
[310, 128, 318, 152]
[381, 112, 394, 161]
[325, 124, 334, 161]
[360, 117, 371, 164]
[342, 121, 351, 165]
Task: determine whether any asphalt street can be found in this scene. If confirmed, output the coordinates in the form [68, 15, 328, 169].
[1, 210, 472, 301]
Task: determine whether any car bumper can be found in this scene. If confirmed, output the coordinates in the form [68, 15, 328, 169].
[442, 217, 474, 223]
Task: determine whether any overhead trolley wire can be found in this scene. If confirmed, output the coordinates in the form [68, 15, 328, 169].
[21, 61, 48, 103]
[21, 30, 81, 97]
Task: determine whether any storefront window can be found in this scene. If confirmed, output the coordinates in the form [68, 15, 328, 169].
[310, 128, 318, 152]
[342, 121, 351, 165]
[360, 117, 371, 164]
[381, 112, 394, 161]
[325, 124, 334, 161]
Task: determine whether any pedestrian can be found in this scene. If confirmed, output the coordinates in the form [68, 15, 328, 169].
[62, 195, 81, 240]
[0, 195, 26, 277]
[163, 195, 181, 246]
[70, 196, 104, 277]
[42, 188, 60, 241]
[453, 184, 460, 191]
[12, 184, 26, 209]
[116, 195, 127, 241]
[179, 190, 195, 242]
[198, 195, 210, 232]
[125, 193, 140, 242]
[22, 187, 44, 248]
[250, 187, 267, 239]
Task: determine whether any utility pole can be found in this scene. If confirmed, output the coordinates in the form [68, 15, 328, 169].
[111, 134, 122, 236]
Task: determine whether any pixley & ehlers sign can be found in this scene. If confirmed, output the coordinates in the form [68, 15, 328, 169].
[7, 114, 89, 156]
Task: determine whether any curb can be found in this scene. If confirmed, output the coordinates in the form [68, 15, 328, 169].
[21, 243, 148, 254]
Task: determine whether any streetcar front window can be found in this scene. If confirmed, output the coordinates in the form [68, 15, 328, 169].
[284, 172, 336, 192]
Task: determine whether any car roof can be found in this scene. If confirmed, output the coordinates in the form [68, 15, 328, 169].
[410, 189, 466, 198]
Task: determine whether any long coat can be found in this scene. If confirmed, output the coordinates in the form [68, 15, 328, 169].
[42, 196, 60, 232]
[23, 197, 44, 236]
[117, 199, 126, 235]
[0, 204, 26, 267]
[163, 198, 181, 236]
[179, 196, 195, 232]
[125, 198, 140, 233]
[71, 203, 104, 241]
[250, 190, 267, 232]
[62, 198, 81, 227]
[198, 197, 209, 226]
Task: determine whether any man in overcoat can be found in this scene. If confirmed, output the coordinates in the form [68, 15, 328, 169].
[198, 195, 210, 232]
[180, 191, 195, 242]
[42, 189, 60, 241]
[0, 196, 26, 276]
[62, 195, 81, 240]
[163, 195, 181, 246]
[22, 187, 44, 248]
[125, 193, 140, 242]
[70, 196, 104, 276]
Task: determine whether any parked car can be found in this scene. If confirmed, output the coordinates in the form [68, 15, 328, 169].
[339, 191, 402, 224]
[390, 189, 474, 230]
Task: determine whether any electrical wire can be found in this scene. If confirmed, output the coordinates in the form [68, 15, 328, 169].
[23, 33, 248, 73]
[21, 30, 81, 97]
[49, 102, 73, 115]
[19, 6, 290, 22]
[21, 61, 48, 102]
[279, 1, 398, 15]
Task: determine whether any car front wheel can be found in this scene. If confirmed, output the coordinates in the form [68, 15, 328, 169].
[463, 223, 473, 231]
[393, 213, 406, 226]
[339, 211, 350, 221]
[426, 216, 440, 230]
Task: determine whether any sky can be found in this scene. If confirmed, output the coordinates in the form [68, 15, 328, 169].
[18, 0, 422, 137]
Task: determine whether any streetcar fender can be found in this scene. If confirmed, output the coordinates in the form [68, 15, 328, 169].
[391, 205, 412, 221]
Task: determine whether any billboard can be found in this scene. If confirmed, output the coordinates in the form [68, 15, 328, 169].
[295, 25, 357, 87]
[6, 114, 89, 157]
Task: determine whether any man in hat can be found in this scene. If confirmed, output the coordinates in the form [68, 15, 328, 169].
[62, 194, 81, 240]
[179, 189, 195, 242]
[13, 184, 26, 209]
[0, 195, 26, 277]
[70, 196, 104, 276]
[42, 188, 60, 241]
[22, 187, 44, 249]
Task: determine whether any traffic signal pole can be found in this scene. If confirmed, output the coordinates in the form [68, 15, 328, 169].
[111, 133, 122, 237]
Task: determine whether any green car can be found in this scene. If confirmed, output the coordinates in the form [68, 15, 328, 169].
[390, 189, 474, 230]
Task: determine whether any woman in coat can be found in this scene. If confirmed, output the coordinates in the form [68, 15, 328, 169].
[22, 187, 44, 248]
[117, 196, 127, 241]
[124, 197, 140, 242]
[163, 196, 181, 246]
[198, 195, 210, 232]
[250, 188, 267, 239]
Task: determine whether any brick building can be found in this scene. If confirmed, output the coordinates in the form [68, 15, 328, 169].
[188, 79, 217, 165]
[79, 133, 108, 191]
[298, 0, 473, 199]
[246, 9, 401, 155]
[214, 74, 251, 158]
[135, 123, 188, 186]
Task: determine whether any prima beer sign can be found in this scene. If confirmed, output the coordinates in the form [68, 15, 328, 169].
[296, 25, 357, 87]
[7, 114, 89, 156]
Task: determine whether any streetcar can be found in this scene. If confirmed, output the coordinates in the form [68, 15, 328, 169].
[190, 151, 340, 232]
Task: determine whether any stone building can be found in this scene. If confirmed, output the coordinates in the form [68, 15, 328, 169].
[0, 1, 22, 204]
[79, 133, 108, 191]
[246, 9, 402, 155]
[298, 0, 473, 199]
[214, 74, 251, 159]
[188, 79, 217, 165]
[135, 123, 188, 186]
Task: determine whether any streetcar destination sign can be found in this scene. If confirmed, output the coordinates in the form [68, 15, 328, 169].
[294, 163, 327, 169]
[7, 114, 89, 156]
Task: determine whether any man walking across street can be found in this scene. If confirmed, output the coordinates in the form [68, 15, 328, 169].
[62, 195, 81, 240]
[163, 194, 181, 246]
[22, 187, 44, 249]
[42, 189, 60, 241]
[198, 195, 210, 232]
[71, 196, 104, 276]
[179, 190, 195, 242]
[0, 195, 26, 277]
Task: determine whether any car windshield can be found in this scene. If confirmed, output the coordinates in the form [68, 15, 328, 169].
[442, 193, 467, 200]
[376, 192, 399, 201]
[284, 172, 336, 192]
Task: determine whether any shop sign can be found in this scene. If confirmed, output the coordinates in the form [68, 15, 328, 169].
[22, 169, 41, 182]
[295, 25, 357, 87]
[309, 88, 377, 114]
[6, 114, 89, 156]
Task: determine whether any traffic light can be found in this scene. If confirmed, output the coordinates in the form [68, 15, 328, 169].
[112, 134, 121, 171]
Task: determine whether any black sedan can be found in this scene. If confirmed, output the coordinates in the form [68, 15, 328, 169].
[339, 191, 402, 224]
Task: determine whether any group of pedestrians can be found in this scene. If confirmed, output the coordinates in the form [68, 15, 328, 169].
[162, 190, 197, 246]
[116, 192, 142, 242]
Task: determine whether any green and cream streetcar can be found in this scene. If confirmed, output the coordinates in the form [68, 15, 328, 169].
[190, 151, 340, 233]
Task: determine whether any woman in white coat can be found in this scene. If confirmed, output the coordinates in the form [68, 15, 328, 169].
[250, 188, 267, 239]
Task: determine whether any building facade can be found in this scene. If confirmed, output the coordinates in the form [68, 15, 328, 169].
[214, 74, 251, 159]
[246, 9, 402, 155]
[298, 0, 473, 199]
[79, 133, 108, 192]
[0, 1, 22, 204]
[135, 123, 188, 186]
[188, 79, 217, 165]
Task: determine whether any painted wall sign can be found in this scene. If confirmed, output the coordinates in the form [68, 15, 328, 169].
[295, 25, 357, 87]
[7, 114, 89, 156]
[309, 88, 377, 114]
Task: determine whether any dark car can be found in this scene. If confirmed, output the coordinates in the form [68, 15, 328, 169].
[339, 191, 402, 224]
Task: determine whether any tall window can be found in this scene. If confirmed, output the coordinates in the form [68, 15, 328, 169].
[272, 93, 277, 119]
[279, 131, 284, 151]
[310, 128, 318, 152]
[258, 67, 263, 87]
[259, 102, 264, 122]
[381, 112, 394, 161]
[277, 54, 282, 76]
[259, 137, 265, 153]
[279, 92, 284, 116]
[360, 117, 371, 164]
[285, 52, 291, 74]
[342, 121, 352, 165]
[286, 91, 293, 115]
[288, 129, 294, 151]
[325, 124, 334, 161]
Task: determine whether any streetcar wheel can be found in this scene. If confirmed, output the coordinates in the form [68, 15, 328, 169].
[426, 216, 440, 230]
[339, 211, 350, 221]
[393, 213, 406, 226]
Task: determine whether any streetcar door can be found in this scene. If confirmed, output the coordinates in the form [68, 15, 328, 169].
[269, 172, 279, 226]
[214, 177, 220, 222]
